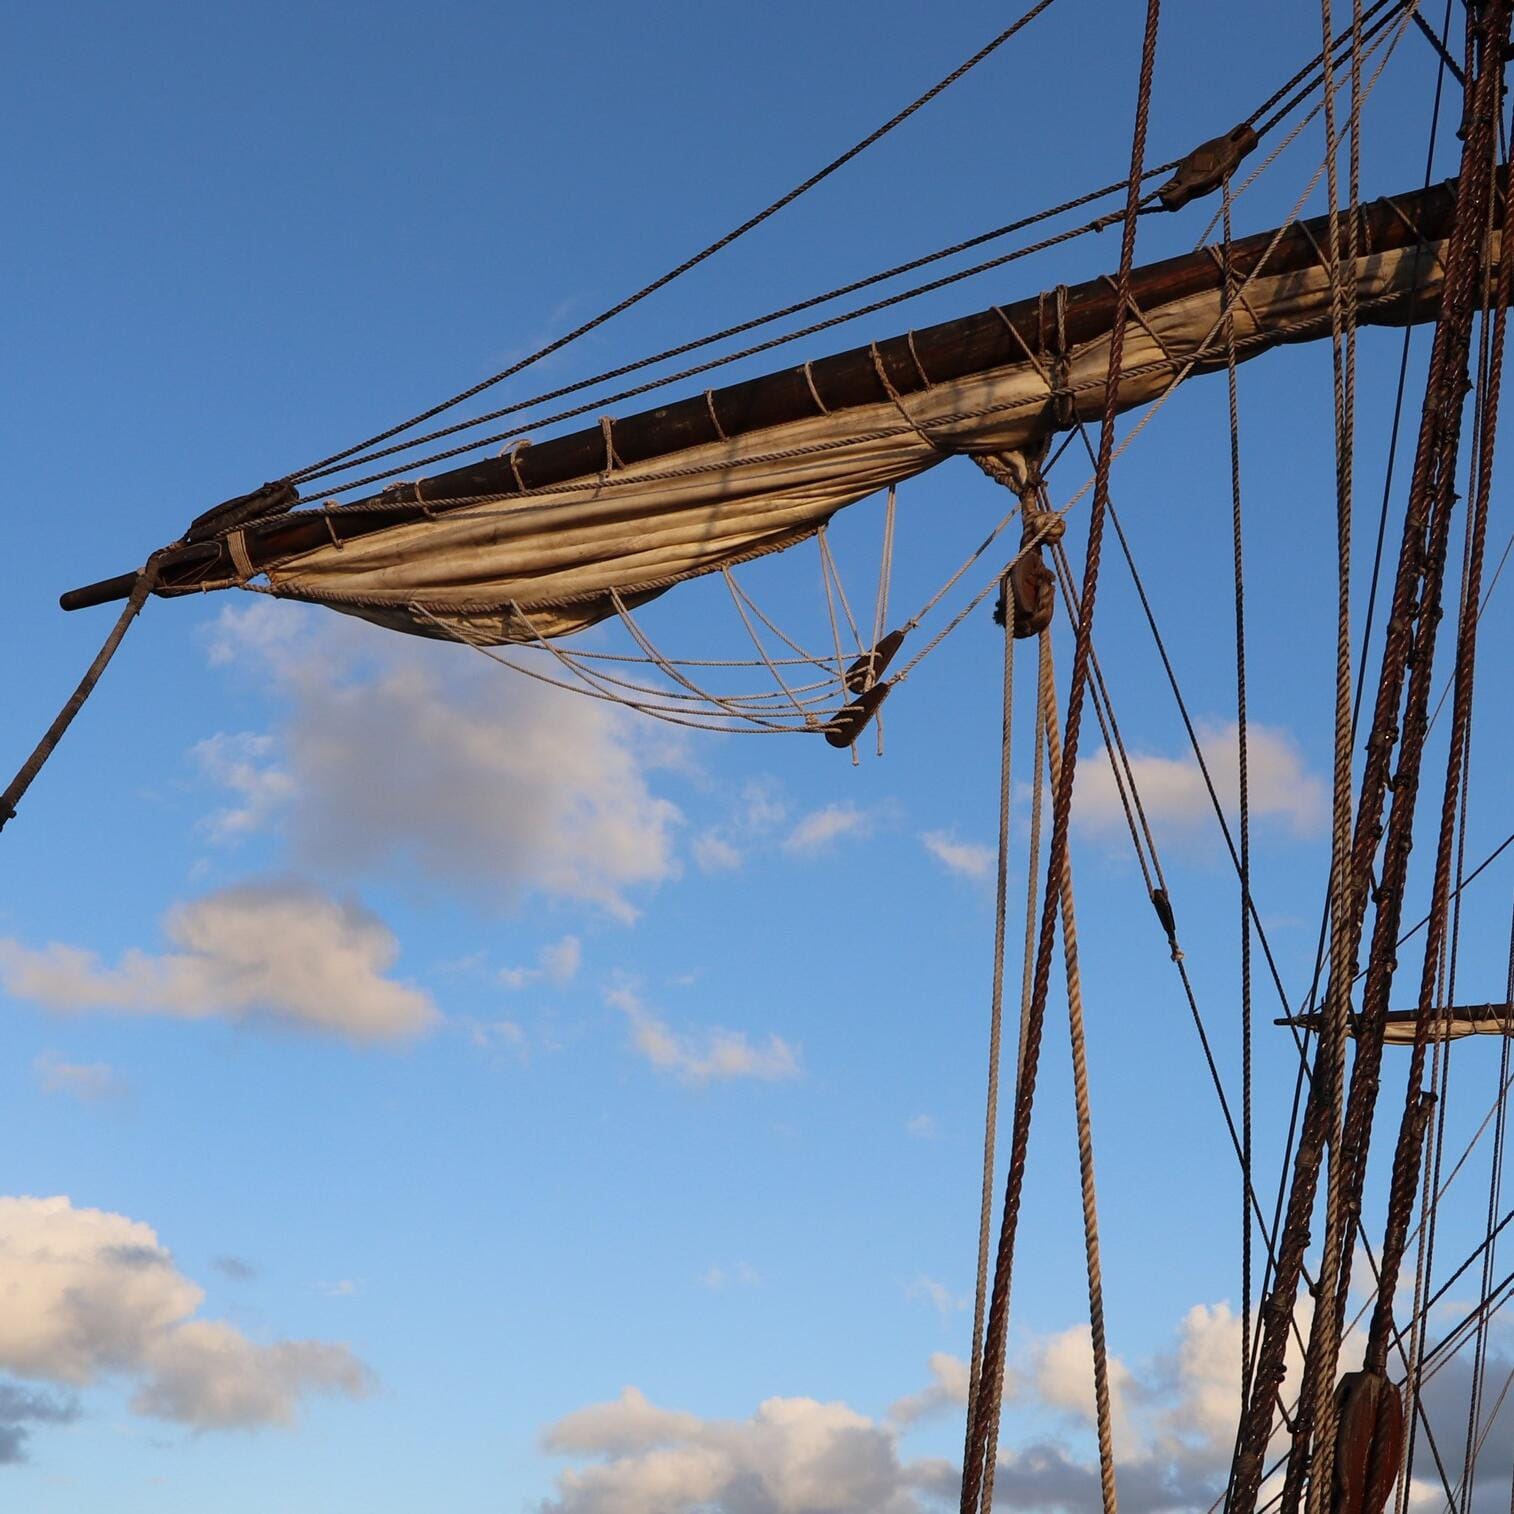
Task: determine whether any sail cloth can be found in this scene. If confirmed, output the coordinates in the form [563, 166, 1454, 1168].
[237, 234, 1454, 646]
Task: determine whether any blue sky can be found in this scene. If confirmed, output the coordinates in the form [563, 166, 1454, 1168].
[4, 3, 1514, 1511]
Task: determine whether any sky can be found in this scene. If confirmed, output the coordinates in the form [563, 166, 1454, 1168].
[4, 2, 1514, 1511]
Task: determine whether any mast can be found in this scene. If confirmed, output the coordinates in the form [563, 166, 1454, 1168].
[63, 171, 1504, 614]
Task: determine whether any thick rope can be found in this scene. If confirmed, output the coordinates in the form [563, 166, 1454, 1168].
[1039, 634, 1120, 1514]
[1229, 7, 1509, 1506]
[1290, 2, 1365, 1505]
[0, 559, 161, 836]
[959, 8, 1159, 1510]
[961, 565, 1017, 1487]
[978, 627, 1052, 1514]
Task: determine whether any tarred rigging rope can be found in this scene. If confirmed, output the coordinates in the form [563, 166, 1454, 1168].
[1228, 6, 1512, 1509]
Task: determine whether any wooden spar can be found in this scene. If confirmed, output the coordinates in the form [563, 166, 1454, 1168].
[1277, 1003, 1514, 1042]
[62, 171, 1505, 611]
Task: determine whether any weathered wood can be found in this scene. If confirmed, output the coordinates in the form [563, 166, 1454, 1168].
[63, 172, 1501, 609]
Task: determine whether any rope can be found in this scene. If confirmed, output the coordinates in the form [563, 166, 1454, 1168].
[292, 0, 1418, 504]
[1462, 906, 1514, 1511]
[288, 0, 1064, 484]
[0, 558, 161, 836]
[961, 563, 1017, 1489]
[1364, 12, 1510, 1376]
[1291, 1, 1365, 1504]
[1230, 10, 1509, 1505]
[977, 626, 1051, 1514]
[960, 6, 1160, 1508]
[1039, 635, 1120, 1514]
[286, 1, 1402, 498]
[1220, 175, 1257, 1414]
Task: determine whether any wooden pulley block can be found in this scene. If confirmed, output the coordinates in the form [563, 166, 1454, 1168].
[1329, 1369, 1405, 1514]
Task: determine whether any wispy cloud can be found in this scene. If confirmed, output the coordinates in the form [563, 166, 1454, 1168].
[499, 934, 582, 990]
[606, 982, 799, 1085]
[696, 1262, 762, 1292]
[781, 803, 872, 857]
[920, 831, 992, 879]
[31, 1054, 127, 1104]
[906, 1275, 968, 1318]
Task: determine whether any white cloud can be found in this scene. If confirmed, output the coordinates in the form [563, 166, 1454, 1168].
[190, 731, 296, 843]
[781, 803, 872, 857]
[697, 1262, 761, 1292]
[1075, 721, 1325, 845]
[920, 831, 993, 880]
[32, 1054, 126, 1104]
[500, 934, 583, 990]
[888, 1352, 970, 1426]
[541, 1388, 932, 1514]
[0, 881, 437, 1043]
[692, 832, 743, 873]
[904, 1114, 936, 1139]
[906, 1275, 967, 1318]
[606, 983, 799, 1085]
[0, 1195, 370, 1434]
[536, 1300, 1382, 1514]
[203, 601, 681, 920]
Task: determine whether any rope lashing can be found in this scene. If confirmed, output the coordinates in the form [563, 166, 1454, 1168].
[973, 451, 1063, 638]
[0, 555, 163, 835]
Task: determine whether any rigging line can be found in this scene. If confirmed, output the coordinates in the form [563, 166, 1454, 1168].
[287, 0, 1065, 484]
[0, 557, 161, 837]
[1063, 418, 1298, 1025]
[305, 10, 1405, 505]
[1250, 0, 1409, 136]
[1042, 532, 1292, 1289]
[409, 606, 818, 733]
[1368, 23, 1511, 1383]
[1426, 520, 1514, 730]
[293, 1, 1397, 494]
[961, 564, 1017, 1484]
[1280, 0, 1454, 1182]
[1292, 0, 1365, 1501]
[817, 528, 865, 653]
[1039, 634, 1120, 1514]
[296, 179, 1165, 492]
[720, 569, 818, 728]
[722, 570, 835, 673]
[1448, 275, 1496, 1514]
[294, 198, 1165, 499]
[311, 257, 1441, 534]
[963, 8, 1160, 1510]
[1221, 176, 1258, 1412]
[1392, 830, 1514, 957]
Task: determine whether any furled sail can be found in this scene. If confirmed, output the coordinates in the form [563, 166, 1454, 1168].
[63, 175, 1499, 645]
